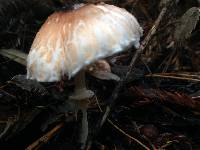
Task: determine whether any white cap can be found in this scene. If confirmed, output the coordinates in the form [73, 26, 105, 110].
[27, 3, 143, 82]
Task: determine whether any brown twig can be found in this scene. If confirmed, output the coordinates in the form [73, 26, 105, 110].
[26, 123, 64, 150]
[145, 73, 200, 82]
[107, 120, 151, 150]
[100, 2, 169, 129]
[89, 1, 171, 143]
[0, 117, 16, 139]
[86, 1, 175, 149]
[88, 97, 152, 150]
[130, 86, 200, 111]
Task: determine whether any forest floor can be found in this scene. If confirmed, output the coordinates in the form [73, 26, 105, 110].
[0, 0, 200, 150]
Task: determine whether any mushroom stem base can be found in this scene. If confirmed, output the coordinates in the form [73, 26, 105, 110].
[69, 70, 94, 149]
[69, 71, 94, 149]
[69, 89, 93, 149]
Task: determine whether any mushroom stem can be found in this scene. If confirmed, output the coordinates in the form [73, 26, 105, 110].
[74, 70, 87, 95]
[71, 70, 94, 100]
[70, 70, 94, 149]
[80, 107, 88, 149]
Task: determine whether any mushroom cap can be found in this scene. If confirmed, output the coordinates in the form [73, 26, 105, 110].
[27, 3, 143, 82]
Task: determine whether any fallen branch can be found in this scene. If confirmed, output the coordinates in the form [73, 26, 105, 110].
[86, 96, 152, 150]
[26, 123, 64, 150]
[86, 0, 177, 148]
[99, 0, 171, 130]
[0, 117, 16, 139]
[107, 119, 151, 150]
[130, 86, 200, 111]
[0, 49, 27, 65]
[145, 73, 200, 82]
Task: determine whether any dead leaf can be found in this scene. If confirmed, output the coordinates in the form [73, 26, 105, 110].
[11, 74, 48, 95]
[174, 7, 200, 44]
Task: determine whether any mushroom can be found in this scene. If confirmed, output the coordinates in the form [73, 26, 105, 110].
[27, 3, 142, 148]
